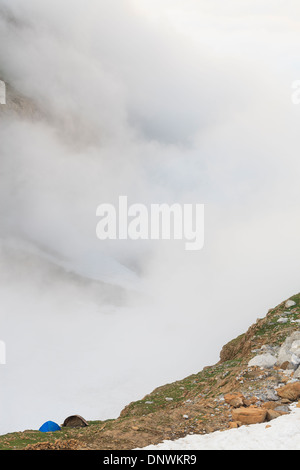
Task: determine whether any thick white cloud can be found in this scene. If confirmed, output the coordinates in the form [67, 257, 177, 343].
[0, 0, 300, 434]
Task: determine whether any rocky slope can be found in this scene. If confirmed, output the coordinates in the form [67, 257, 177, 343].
[1, 292, 300, 450]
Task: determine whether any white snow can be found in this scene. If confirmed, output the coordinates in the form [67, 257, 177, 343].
[137, 404, 300, 450]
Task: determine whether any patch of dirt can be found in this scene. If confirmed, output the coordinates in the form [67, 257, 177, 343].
[25, 439, 89, 450]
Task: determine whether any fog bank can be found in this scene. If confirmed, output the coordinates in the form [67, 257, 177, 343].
[0, 0, 300, 434]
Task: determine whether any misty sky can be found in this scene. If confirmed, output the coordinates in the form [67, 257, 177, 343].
[0, 0, 300, 434]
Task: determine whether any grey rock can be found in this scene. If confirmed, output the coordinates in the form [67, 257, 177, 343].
[291, 340, 300, 355]
[280, 362, 296, 371]
[248, 353, 277, 369]
[291, 353, 300, 367]
[274, 405, 290, 413]
[277, 317, 288, 324]
[293, 366, 300, 379]
[254, 389, 279, 402]
[285, 300, 296, 308]
[264, 389, 279, 401]
[261, 344, 280, 355]
[276, 331, 300, 366]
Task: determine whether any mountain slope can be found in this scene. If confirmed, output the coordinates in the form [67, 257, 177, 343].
[1, 292, 300, 450]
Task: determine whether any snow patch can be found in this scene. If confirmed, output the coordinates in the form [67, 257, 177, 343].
[137, 405, 300, 450]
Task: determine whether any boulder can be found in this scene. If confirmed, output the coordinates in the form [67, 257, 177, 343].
[261, 401, 281, 410]
[294, 366, 300, 379]
[248, 353, 277, 369]
[279, 361, 292, 370]
[291, 354, 300, 367]
[276, 382, 300, 401]
[274, 404, 290, 413]
[277, 317, 288, 324]
[291, 340, 300, 356]
[231, 407, 267, 425]
[243, 397, 258, 407]
[285, 300, 296, 308]
[276, 331, 300, 366]
[224, 393, 244, 404]
[229, 397, 244, 408]
[266, 409, 287, 421]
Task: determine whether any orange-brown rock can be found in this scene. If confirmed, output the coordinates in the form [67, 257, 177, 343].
[243, 397, 258, 407]
[261, 401, 281, 410]
[229, 397, 244, 408]
[231, 407, 267, 425]
[276, 383, 300, 401]
[228, 422, 238, 429]
[224, 393, 244, 404]
[279, 361, 290, 370]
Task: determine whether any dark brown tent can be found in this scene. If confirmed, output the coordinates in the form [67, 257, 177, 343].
[62, 415, 89, 428]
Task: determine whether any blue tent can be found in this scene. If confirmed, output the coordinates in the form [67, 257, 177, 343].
[39, 421, 61, 432]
